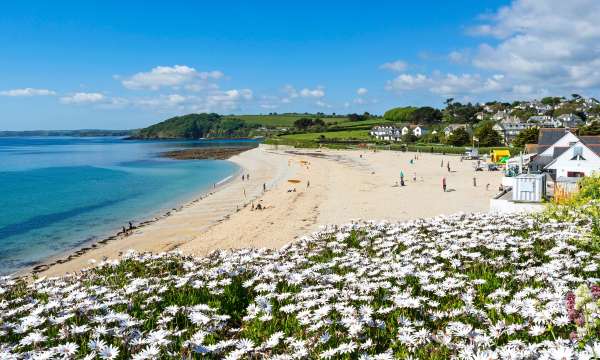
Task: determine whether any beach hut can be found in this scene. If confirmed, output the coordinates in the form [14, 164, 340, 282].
[491, 149, 510, 163]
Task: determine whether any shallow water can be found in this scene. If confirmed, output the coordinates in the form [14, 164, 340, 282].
[0, 137, 248, 275]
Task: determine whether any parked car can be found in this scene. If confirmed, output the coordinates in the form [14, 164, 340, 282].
[462, 147, 480, 160]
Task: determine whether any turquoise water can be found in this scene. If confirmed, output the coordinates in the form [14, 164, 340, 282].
[0, 137, 247, 275]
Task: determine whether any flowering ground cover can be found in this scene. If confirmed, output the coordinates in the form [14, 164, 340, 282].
[1, 210, 599, 359]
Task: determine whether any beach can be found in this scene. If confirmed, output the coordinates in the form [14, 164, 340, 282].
[37, 145, 503, 277]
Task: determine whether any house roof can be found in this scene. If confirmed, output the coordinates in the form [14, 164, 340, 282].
[444, 124, 466, 130]
[586, 144, 600, 156]
[580, 136, 600, 145]
[530, 155, 554, 168]
[552, 146, 569, 158]
[538, 128, 570, 146]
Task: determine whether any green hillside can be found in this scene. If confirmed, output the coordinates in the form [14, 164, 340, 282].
[223, 114, 349, 127]
[131, 113, 260, 139]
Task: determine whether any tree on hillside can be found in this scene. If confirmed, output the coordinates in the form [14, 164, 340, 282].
[541, 96, 561, 106]
[219, 118, 246, 135]
[446, 127, 470, 146]
[408, 106, 442, 124]
[421, 131, 441, 144]
[313, 118, 325, 127]
[347, 113, 369, 121]
[579, 121, 600, 136]
[512, 108, 537, 121]
[589, 105, 600, 117]
[474, 121, 502, 147]
[293, 118, 315, 130]
[383, 107, 416, 122]
[512, 127, 539, 148]
[401, 133, 417, 143]
[443, 101, 482, 124]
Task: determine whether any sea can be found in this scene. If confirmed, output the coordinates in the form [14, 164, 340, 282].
[0, 137, 251, 275]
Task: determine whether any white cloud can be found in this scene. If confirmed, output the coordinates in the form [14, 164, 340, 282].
[282, 85, 299, 99]
[448, 51, 468, 64]
[60, 92, 105, 104]
[356, 87, 368, 96]
[471, 0, 600, 91]
[380, 60, 408, 72]
[385, 73, 431, 91]
[300, 87, 325, 98]
[315, 100, 331, 108]
[121, 65, 224, 90]
[134, 89, 253, 113]
[0, 88, 56, 97]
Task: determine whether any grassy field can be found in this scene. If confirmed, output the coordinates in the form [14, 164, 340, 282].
[280, 129, 371, 141]
[223, 114, 349, 127]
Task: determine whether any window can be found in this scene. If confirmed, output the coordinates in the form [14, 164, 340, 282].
[570, 147, 585, 160]
[567, 171, 585, 178]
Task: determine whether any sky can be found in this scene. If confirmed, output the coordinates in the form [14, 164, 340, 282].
[1, 0, 600, 130]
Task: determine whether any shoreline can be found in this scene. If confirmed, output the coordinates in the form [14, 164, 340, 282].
[30, 146, 504, 279]
[20, 154, 246, 277]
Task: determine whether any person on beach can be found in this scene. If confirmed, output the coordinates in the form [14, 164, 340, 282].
[400, 170, 405, 186]
[486, 183, 490, 191]
[122, 226, 127, 234]
[473, 177, 477, 187]
[263, 183, 266, 192]
[447, 162, 451, 172]
[247, 174, 250, 181]
[128, 221, 133, 230]
[307, 180, 310, 188]
[413, 172, 417, 182]
[243, 188, 246, 198]
[442, 177, 447, 192]
[440, 159, 444, 168]
[242, 174, 245, 181]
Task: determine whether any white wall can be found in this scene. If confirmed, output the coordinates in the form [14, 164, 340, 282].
[545, 142, 600, 178]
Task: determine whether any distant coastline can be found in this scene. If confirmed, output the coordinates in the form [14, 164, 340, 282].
[0, 129, 135, 137]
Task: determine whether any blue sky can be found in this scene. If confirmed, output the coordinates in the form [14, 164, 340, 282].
[1, 0, 599, 130]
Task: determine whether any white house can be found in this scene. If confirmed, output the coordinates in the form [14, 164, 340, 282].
[401, 125, 427, 137]
[493, 122, 531, 144]
[370, 126, 401, 141]
[556, 113, 583, 128]
[443, 124, 467, 137]
[545, 141, 600, 180]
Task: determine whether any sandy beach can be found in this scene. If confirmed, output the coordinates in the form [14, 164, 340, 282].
[37, 145, 503, 277]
